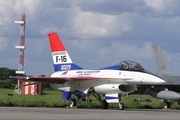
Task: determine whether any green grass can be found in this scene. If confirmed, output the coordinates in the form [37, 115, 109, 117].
[0, 89, 68, 107]
[0, 88, 180, 109]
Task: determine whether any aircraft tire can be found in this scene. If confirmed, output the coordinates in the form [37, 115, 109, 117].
[167, 102, 170, 108]
[102, 100, 108, 109]
[69, 99, 76, 108]
[119, 103, 124, 110]
[164, 101, 170, 109]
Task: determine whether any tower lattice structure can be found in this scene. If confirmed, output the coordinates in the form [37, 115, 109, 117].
[14, 14, 26, 94]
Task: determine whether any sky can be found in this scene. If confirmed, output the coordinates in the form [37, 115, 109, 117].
[0, 0, 180, 76]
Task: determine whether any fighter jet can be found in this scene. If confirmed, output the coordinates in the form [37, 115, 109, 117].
[149, 44, 180, 109]
[15, 33, 165, 110]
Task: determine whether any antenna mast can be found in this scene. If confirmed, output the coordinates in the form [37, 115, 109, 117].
[14, 14, 26, 94]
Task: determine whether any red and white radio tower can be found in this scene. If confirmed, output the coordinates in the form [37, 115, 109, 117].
[14, 14, 26, 94]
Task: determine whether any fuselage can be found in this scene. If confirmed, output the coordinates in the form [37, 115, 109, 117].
[50, 69, 165, 92]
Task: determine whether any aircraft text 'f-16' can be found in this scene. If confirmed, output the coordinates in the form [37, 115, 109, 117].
[17, 32, 165, 110]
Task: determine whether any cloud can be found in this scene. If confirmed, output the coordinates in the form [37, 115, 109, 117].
[96, 41, 153, 65]
[76, 0, 145, 15]
[0, 0, 180, 75]
[0, 37, 8, 51]
[71, 9, 133, 39]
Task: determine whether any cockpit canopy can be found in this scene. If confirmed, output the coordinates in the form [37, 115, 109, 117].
[119, 60, 144, 71]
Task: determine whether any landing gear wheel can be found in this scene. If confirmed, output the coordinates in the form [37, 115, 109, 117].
[102, 100, 108, 109]
[69, 99, 76, 108]
[164, 101, 170, 109]
[119, 103, 124, 110]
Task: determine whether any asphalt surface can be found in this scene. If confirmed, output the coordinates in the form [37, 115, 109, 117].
[0, 107, 179, 120]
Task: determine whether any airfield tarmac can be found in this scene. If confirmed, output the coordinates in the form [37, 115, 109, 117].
[0, 107, 179, 120]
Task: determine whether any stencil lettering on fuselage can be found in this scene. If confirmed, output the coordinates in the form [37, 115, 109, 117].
[76, 70, 100, 75]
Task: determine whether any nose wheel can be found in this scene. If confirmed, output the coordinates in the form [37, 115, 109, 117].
[119, 103, 124, 110]
[118, 94, 124, 110]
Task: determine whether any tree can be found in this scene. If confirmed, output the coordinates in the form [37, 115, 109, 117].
[0, 67, 17, 80]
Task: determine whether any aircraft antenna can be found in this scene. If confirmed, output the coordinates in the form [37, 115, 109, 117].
[14, 14, 26, 94]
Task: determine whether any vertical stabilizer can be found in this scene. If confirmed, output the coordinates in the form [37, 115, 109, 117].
[48, 32, 83, 71]
[152, 44, 175, 76]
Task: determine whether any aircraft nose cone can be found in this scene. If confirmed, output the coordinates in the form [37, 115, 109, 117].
[143, 70, 165, 84]
[149, 76, 165, 84]
[157, 78, 165, 83]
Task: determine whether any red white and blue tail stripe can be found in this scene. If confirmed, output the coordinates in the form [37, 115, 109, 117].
[48, 32, 83, 71]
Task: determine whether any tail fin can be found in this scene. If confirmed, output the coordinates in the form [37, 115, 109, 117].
[48, 32, 83, 71]
[152, 44, 175, 76]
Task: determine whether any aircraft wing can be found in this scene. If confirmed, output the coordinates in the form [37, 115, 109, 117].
[10, 76, 67, 84]
[26, 77, 67, 84]
[17, 76, 133, 84]
[10, 74, 133, 84]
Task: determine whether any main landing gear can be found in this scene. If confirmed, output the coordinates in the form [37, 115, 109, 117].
[68, 92, 109, 109]
[163, 99, 177, 110]
[102, 100, 108, 109]
[68, 92, 125, 110]
[69, 99, 77, 108]
[92, 92, 109, 109]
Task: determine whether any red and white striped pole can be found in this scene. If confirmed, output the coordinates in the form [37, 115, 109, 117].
[14, 14, 26, 94]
